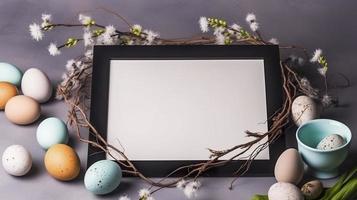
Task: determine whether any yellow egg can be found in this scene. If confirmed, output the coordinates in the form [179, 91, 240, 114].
[44, 144, 80, 181]
[4, 95, 41, 125]
[0, 82, 18, 110]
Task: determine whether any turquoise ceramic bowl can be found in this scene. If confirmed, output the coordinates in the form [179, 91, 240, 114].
[296, 119, 352, 179]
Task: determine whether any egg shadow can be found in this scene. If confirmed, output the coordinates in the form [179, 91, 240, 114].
[99, 181, 134, 198]
[67, 133, 79, 149]
[16, 160, 42, 180]
[65, 166, 86, 185]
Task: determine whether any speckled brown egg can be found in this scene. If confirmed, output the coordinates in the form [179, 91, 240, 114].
[44, 144, 80, 181]
[0, 82, 18, 110]
[4, 95, 41, 125]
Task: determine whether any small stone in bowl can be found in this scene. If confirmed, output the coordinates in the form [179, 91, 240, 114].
[316, 134, 345, 150]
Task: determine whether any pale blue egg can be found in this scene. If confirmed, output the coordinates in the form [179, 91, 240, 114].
[36, 117, 68, 150]
[0, 62, 22, 86]
[84, 160, 122, 195]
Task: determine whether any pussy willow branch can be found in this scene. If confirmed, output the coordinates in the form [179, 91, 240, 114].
[58, 45, 307, 194]
[52, 16, 322, 194]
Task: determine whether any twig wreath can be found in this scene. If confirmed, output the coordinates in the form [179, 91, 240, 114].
[29, 9, 342, 199]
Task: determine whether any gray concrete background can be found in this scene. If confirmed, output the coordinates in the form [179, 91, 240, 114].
[0, 0, 356, 199]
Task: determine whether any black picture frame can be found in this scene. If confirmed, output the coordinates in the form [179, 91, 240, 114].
[88, 45, 285, 177]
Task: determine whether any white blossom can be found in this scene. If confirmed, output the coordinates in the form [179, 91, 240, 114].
[48, 43, 61, 56]
[83, 30, 94, 47]
[78, 14, 92, 25]
[84, 49, 93, 59]
[176, 179, 187, 190]
[213, 27, 225, 36]
[321, 94, 332, 107]
[147, 197, 156, 200]
[29, 23, 44, 41]
[310, 48, 322, 62]
[246, 13, 256, 23]
[215, 33, 225, 45]
[269, 38, 279, 45]
[55, 93, 64, 100]
[300, 77, 310, 87]
[97, 25, 117, 45]
[199, 17, 209, 33]
[138, 188, 151, 198]
[41, 13, 52, 22]
[65, 59, 76, 71]
[143, 30, 159, 45]
[61, 73, 68, 81]
[132, 24, 142, 33]
[230, 23, 241, 31]
[118, 195, 131, 200]
[317, 67, 327, 76]
[298, 57, 305, 65]
[249, 22, 259, 32]
[183, 181, 201, 199]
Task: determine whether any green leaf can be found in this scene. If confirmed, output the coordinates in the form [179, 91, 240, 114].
[331, 178, 357, 200]
[320, 167, 357, 200]
[251, 194, 268, 200]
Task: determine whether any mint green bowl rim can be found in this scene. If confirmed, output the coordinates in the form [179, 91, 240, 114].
[296, 119, 352, 153]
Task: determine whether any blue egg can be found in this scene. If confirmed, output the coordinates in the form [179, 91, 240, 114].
[36, 117, 68, 150]
[0, 62, 22, 86]
[84, 160, 122, 195]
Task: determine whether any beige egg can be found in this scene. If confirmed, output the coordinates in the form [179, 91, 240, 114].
[4, 95, 41, 125]
[291, 95, 319, 126]
[274, 148, 304, 184]
[301, 180, 323, 200]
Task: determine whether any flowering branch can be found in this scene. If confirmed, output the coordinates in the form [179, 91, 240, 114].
[29, 12, 342, 199]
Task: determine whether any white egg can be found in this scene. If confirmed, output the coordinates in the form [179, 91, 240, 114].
[2, 145, 32, 176]
[268, 182, 304, 200]
[21, 68, 52, 103]
[317, 134, 345, 150]
[291, 95, 319, 126]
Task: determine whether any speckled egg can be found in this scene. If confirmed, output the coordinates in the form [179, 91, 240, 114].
[21, 68, 52, 103]
[0, 62, 22, 86]
[274, 148, 304, 184]
[292, 95, 319, 126]
[4, 95, 41, 125]
[0, 82, 18, 110]
[2, 145, 32, 176]
[268, 182, 304, 200]
[301, 180, 323, 200]
[84, 160, 122, 195]
[36, 117, 68, 150]
[44, 144, 80, 181]
[316, 134, 345, 150]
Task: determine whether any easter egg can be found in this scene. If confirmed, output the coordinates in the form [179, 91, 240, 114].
[301, 180, 323, 200]
[36, 117, 68, 150]
[21, 68, 52, 103]
[44, 144, 80, 181]
[0, 82, 18, 110]
[0, 62, 22, 86]
[4, 95, 41, 125]
[84, 160, 122, 195]
[316, 134, 345, 150]
[2, 145, 32, 176]
[274, 148, 304, 184]
[291, 95, 319, 126]
[268, 182, 304, 200]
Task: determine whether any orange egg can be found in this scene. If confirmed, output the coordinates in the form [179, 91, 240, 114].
[0, 82, 18, 110]
[44, 144, 80, 181]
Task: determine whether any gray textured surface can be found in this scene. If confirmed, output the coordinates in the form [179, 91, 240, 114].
[0, 0, 356, 199]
